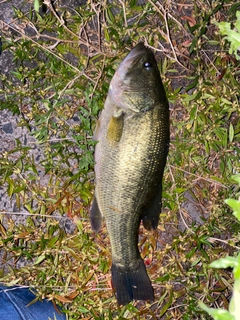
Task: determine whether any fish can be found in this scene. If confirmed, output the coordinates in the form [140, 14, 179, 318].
[90, 42, 170, 306]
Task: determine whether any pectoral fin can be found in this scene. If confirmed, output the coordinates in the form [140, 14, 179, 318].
[141, 186, 162, 231]
[90, 195, 103, 233]
[106, 109, 124, 144]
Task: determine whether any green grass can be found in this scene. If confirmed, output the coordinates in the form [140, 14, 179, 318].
[0, 0, 240, 319]
[200, 175, 240, 320]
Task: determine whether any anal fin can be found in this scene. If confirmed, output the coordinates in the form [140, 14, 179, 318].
[90, 195, 103, 233]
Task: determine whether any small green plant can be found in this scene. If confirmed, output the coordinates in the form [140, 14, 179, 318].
[214, 11, 240, 60]
[200, 175, 240, 320]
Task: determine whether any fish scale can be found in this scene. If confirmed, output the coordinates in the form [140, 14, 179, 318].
[90, 42, 169, 305]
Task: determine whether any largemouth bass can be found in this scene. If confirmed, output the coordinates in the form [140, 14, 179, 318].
[90, 42, 169, 305]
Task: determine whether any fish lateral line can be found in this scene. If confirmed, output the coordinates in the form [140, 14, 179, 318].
[107, 206, 123, 213]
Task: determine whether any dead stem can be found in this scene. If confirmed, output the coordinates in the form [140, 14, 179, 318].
[168, 165, 195, 234]
[168, 164, 228, 188]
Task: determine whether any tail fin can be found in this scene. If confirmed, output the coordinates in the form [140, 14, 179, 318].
[111, 259, 154, 306]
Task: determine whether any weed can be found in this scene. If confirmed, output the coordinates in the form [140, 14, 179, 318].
[200, 175, 240, 320]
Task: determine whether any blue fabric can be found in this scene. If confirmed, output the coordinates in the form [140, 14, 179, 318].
[0, 285, 66, 320]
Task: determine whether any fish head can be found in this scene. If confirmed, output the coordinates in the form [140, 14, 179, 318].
[108, 42, 166, 113]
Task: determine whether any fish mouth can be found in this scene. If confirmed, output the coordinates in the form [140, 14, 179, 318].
[114, 42, 150, 81]
[123, 42, 148, 65]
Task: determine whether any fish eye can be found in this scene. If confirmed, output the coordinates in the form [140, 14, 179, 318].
[143, 61, 152, 70]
